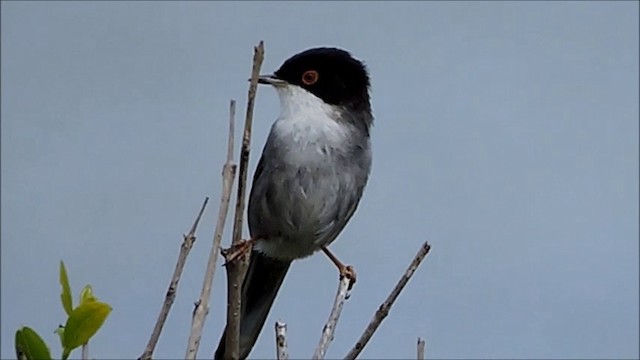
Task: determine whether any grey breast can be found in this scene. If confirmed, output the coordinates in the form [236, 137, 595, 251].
[247, 125, 371, 259]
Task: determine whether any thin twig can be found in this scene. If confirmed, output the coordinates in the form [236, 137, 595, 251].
[138, 198, 210, 360]
[222, 40, 265, 360]
[184, 100, 238, 359]
[313, 275, 352, 359]
[275, 320, 289, 360]
[344, 241, 432, 360]
[229, 44, 263, 246]
[417, 337, 426, 360]
[81, 342, 88, 360]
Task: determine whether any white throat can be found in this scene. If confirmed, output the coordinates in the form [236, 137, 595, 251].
[276, 84, 336, 120]
[271, 85, 348, 151]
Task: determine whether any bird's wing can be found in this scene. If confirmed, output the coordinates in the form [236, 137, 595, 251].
[313, 140, 372, 247]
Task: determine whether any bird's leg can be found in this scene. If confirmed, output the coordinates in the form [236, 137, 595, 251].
[321, 246, 357, 290]
[223, 237, 258, 265]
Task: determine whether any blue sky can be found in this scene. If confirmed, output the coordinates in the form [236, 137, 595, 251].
[2, 2, 638, 359]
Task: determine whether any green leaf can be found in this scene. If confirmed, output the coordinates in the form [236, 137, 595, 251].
[79, 284, 97, 305]
[59, 261, 73, 316]
[62, 301, 112, 352]
[15, 326, 52, 360]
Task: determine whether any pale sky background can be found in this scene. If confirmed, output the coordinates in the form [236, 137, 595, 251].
[1, 2, 638, 359]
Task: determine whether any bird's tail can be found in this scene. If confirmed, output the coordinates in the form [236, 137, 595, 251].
[215, 250, 291, 360]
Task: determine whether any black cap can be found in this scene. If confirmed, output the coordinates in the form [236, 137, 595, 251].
[269, 47, 371, 112]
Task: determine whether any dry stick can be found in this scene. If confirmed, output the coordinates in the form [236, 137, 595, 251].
[138, 197, 210, 360]
[313, 275, 352, 359]
[184, 100, 238, 359]
[275, 321, 289, 360]
[81, 343, 88, 360]
[417, 337, 426, 360]
[344, 241, 432, 360]
[222, 40, 265, 360]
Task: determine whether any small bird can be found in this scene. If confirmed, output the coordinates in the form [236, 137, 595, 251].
[215, 47, 373, 360]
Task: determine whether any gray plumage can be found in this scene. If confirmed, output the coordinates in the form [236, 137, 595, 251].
[249, 110, 371, 260]
[215, 47, 372, 360]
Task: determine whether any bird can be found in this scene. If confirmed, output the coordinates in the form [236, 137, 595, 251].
[215, 47, 373, 360]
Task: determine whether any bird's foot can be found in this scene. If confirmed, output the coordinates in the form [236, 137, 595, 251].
[223, 238, 254, 265]
[340, 264, 357, 291]
[321, 246, 357, 290]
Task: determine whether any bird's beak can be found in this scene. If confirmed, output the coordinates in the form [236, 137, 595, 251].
[257, 74, 288, 87]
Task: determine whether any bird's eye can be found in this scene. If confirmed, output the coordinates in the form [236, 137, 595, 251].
[301, 70, 319, 85]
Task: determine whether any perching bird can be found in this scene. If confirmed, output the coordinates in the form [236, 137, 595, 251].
[215, 47, 373, 360]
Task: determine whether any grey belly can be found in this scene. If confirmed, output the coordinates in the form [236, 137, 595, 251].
[248, 163, 360, 260]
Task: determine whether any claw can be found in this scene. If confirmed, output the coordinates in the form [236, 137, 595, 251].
[340, 265, 357, 291]
[322, 246, 357, 290]
[223, 239, 254, 265]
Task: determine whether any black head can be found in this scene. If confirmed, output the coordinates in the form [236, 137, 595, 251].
[261, 47, 371, 111]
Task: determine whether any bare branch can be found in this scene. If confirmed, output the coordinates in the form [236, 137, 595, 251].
[313, 275, 352, 359]
[343, 241, 431, 360]
[417, 337, 426, 360]
[81, 343, 88, 360]
[231, 40, 264, 247]
[185, 100, 238, 359]
[138, 197, 210, 360]
[222, 40, 265, 360]
[275, 320, 289, 360]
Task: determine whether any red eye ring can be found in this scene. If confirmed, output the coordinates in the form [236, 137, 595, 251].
[302, 70, 319, 85]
